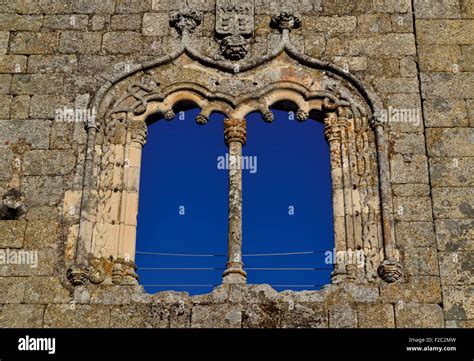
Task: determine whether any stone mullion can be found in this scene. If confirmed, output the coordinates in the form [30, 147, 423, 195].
[222, 118, 247, 284]
[324, 112, 347, 281]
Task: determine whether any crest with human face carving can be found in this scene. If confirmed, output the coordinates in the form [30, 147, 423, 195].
[215, 0, 254, 60]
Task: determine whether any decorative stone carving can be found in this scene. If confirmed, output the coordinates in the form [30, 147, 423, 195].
[270, 12, 301, 32]
[215, 0, 254, 60]
[0, 188, 26, 220]
[296, 109, 309, 122]
[224, 118, 247, 145]
[195, 113, 209, 125]
[130, 121, 148, 146]
[170, 11, 203, 35]
[66, 266, 90, 286]
[377, 259, 404, 283]
[112, 259, 139, 285]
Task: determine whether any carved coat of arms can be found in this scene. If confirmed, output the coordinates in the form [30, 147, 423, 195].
[215, 0, 255, 60]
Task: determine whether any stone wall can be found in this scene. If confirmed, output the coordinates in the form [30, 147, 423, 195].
[0, 0, 472, 328]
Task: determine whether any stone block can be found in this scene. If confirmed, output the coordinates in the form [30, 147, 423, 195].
[44, 304, 110, 328]
[59, 31, 102, 54]
[416, 20, 474, 44]
[0, 304, 44, 328]
[10, 32, 59, 54]
[380, 276, 442, 303]
[280, 303, 328, 328]
[28, 55, 78, 73]
[103, 32, 144, 54]
[0, 55, 27, 73]
[414, 0, 461, 18]
[24, 219, 60, 249]
[390, 154, 429, 184]
[442, 285, 474, 320]
[23, 276, 70, 304]
[143, 12, 170, 36]
[0, 119, 51, 149]
[423, 98, 468, 127]
[430, 157, 473, 188]
[0, 220, 26, 248]
[435, 219, 473, 251]
[0, 277, 26, 303]
[395, 303, 444, 328]
[21, 176, 63, 207]
[23, 149, 76, 175]
[357, 303, 395, 328]
[433, 188, 474, 219]
[329, 305, 357, 328]
[427, 128, 474, 157]
[43, 15, 89, 30]
[395, 221, 435, 248]
[438, 251, 473, 285]
[191, 304, 241, 328]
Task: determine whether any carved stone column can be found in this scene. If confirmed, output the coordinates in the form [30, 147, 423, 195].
[370, 116, 403, 282]
[113, 120, 147, 285]
[222, 118, 247, 284]
[324, 112, 347, 282]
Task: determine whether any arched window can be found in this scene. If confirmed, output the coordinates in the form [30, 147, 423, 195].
[243, 108, 333, 291]
[136, 108, 228, 295]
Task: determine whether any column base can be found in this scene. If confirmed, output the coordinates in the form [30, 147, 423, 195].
[222, 268, 247, 284]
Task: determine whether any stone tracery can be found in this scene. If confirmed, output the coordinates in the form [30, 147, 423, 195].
[67, 10, 403, 288]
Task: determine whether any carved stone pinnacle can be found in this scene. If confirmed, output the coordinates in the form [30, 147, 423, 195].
[224, 118, 247, 145]
[170, 11, 203, 35]
[271, 12, 301, 32]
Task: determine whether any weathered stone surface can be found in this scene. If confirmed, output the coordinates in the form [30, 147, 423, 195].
[442, 285, 473, 320]
[414, 0, 461, 19]
[0, 277, 26, 303]
[10, 95, 30, 119]
[24, 220, 60, 249]
[0, 55, 27, 73]
[28, 55, 77, 73]
[403, 247, 439, 276]
[0, 95, 12, 118]
[44, 304, 110, 328]
[329, 305, 357, 328]
[12, 74, 63, 95]
[357, 304, 395, 328]
[103, 32, 144, 54]
[280, 303, 328, 328]
[438, 251, 473, 285]
[394, 196, 433, 221]
[390, 154, 429, 184]
[392, 184, 430, 197]
[242, 302, 281, 328]
[10, 32, 59, 54]
[23, 150, 76, 175]
[421, 72, 474, 99]
[395, 221, 435, 248]
[435, 219, 473, 251]
[416, 20, 474, 44]
[21, 176, 63, 207]
[0, 120, 51, 149]
[419, 45, 461, 72]
[191, 304, 242, 328]
[395, 303, 444, 328]
[380, 276, 442, 303]
[423, 98, 468, 127]
[143, 12, 170, 36]
[350, 34, 416, 56]
[0, 14, 43, 31]
[303, 16, 357, 33]
[0, 304, 44, 327]
[43, 15, 89, 30]
[59, 31, 102, 54]
[0, 74, 11, 93]
[24, 277, 70, 304]
[357, 14, 392, 33]
[430, 157, 473, 187]
[111, 14, 142, 30]
[432, 188, 474, 219]
[0, 220, 26, 248]
[427, 128, 474, 157]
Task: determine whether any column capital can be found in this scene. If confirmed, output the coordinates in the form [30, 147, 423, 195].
[224, 118, 246, 146]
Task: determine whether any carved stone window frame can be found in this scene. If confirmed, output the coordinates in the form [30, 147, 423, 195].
[66, 12, 403, 288]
